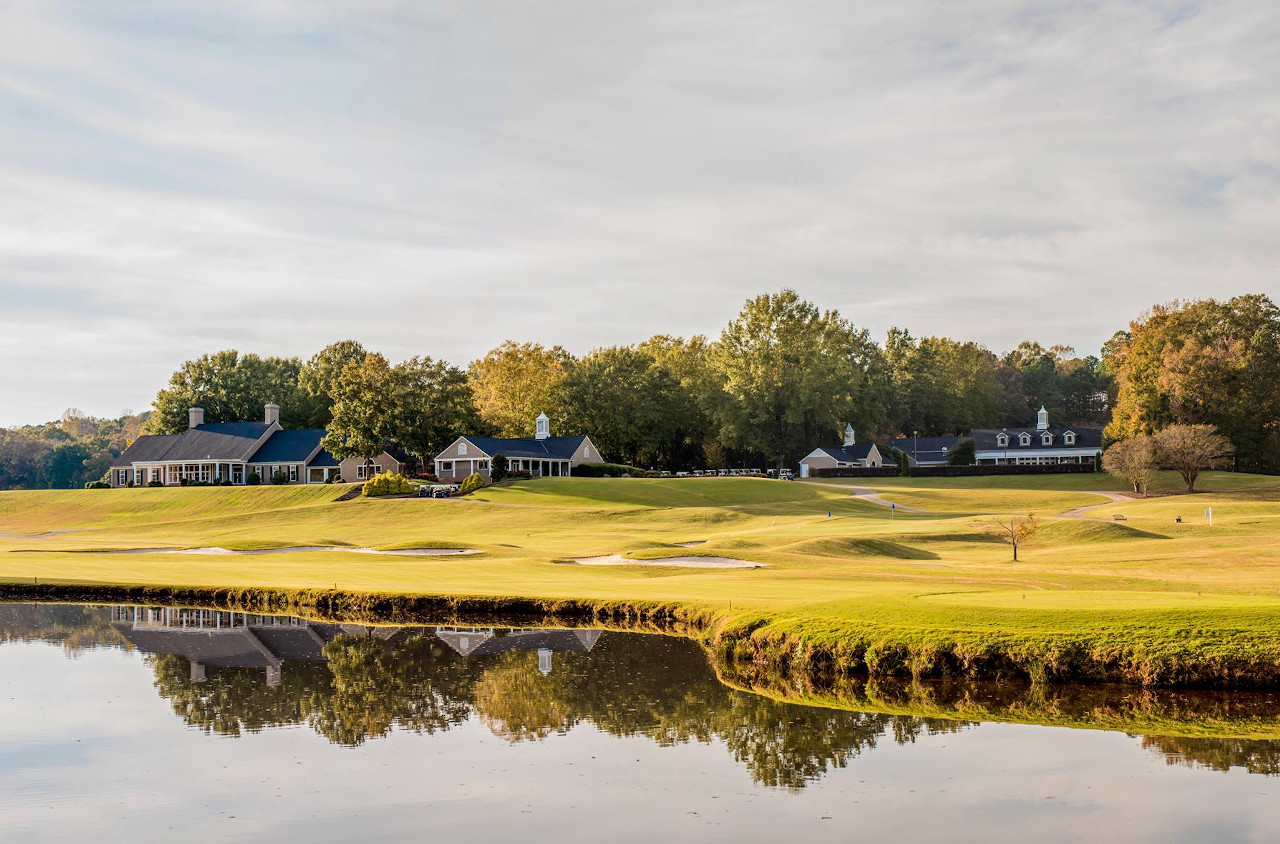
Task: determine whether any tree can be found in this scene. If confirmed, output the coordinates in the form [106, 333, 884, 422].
[638, 334, 718, 469]
[1152, 424, 1234, 493]
[947, 438, 975, 466]
[322, 353, 400, 465]
[1107, 296, 1280, 470]
[146, 350, 304, 434]
[884, 331, 1002, 437]
[468, 341, 573, 437]
[490, 453, 509, 482]
[710, 290, 883, 470]
[394, 357, 483, 473]
[988, 513, 1038, 562]
[298, 340, 367, 428]
[1102, 436, 1157, 494]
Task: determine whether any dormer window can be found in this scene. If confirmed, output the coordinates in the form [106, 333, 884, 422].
[1018, 433, 1031, 447]
[1042, 432, 1053, 446]
[1064, 431, 1076, 446]
[996, 433, 1009, 448]
[459, 442, 468, 455]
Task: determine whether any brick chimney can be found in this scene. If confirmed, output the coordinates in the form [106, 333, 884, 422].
[188, 407, 204, 429]
[264, 403, 280, 425]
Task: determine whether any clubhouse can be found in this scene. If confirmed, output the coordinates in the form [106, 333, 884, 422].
[433, 412, 600, 483]
[107, 403, 402, 488]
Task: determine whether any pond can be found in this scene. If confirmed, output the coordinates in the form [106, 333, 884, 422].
[2, 602, 1279, 842]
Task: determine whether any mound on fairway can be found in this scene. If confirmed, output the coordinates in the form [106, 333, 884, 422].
[1036, 520, 1169, 544]
[472, 477, 831, 509]
[789, 537, 938, 561]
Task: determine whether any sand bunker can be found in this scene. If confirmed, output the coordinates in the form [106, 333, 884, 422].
[78, 546, 479, 557]
[675, 541, 707, 547]
[567, 554, 762, 569]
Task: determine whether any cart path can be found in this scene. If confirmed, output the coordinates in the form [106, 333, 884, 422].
[804, 482, 931, 514]
[1059, 492, 1132, 519]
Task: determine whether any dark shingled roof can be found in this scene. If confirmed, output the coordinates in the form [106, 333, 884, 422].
[971, 426, 1103, 452]
[456, 435, 588, 461]
[308, 448, 341, 468]
[887, 436, 963, 466]
[434, 628, 602, 658]
[251, 429, 325, 464]
[114, 434, 182, 466]
[815, 443, 877, 462]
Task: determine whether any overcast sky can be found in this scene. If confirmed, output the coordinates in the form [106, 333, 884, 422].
[2, 1, 1278, 425]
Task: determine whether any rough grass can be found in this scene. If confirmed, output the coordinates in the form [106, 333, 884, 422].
[5, 472, 1280, 688]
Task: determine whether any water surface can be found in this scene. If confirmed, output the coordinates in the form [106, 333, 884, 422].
[1, 603, 1278, 842]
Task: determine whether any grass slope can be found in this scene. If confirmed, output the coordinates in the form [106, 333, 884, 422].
[4, 472, 1280, 691]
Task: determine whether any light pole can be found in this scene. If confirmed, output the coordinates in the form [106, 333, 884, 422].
[913, 430, 918, 466]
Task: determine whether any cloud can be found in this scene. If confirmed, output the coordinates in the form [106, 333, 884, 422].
[1, 0, 1278, 424]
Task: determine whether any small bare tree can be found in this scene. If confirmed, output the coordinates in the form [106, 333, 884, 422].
[1102, 436, 1157, 494]
[989, 513, 1038, 562]
[1152, 424, 1234, 493]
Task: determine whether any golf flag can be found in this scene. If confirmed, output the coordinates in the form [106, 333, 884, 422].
[1205, 507, 1213, 526]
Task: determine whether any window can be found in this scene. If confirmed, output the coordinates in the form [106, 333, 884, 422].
[1042, 432, 1053, 445]
[356, 464, 366, 480]
[459, 442, 468, 455]
[996, 433, 1009, 448]
[1064, 431, 1076, 445]
[440, 461, 454, 474]
[1018, 433, 1031, 447]
[584, 444, 592, 458]
[289, 465, 298, 483]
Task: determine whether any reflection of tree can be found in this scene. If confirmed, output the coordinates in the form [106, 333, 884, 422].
[0, 603, 124, 653]
[1142, 736, 1280, 776]
[150, 655, 330, 737]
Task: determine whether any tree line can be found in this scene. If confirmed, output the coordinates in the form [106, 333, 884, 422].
[1, 290, 1275, 487]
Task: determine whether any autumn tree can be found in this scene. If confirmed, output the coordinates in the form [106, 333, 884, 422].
[1106, 296, 1280, 470]
[710, 290, 883, 470]
[145, 350, 304, 434]
[394, 356, 482, 472]
[468, 341, 573, 437]
[988, 513, 1038, 562]
[321, 353, 401, 465]
[1152, 424, 1234, 493]
[1102, 436, 1157, 494]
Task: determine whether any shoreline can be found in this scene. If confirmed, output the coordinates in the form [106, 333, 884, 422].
[6, 580, 1280, 692]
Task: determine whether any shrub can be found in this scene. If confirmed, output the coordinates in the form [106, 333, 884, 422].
[573, 462, 643, 478]
[458, 472, 485, 495]
[505, 471, 532, 481]
[147, 479, 164, 488]
[947, 438, 976, 466]
[361, 473, 416, 497]
[270, 469, 291, 485]
[246, 472, 262, 486]
[84, 480, 110, 489]
[490, 454, 509, 483]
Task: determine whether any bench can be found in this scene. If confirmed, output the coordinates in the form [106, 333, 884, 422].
[1112, 514, 1128, 522]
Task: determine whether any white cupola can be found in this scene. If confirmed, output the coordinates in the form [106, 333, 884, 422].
[1036, 405, 1049, 430]
[535, 412, 550, 440]
[843, 423, 856, 447]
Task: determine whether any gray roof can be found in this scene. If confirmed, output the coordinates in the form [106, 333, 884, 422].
[887, 436, 962, 466]
[250, 429, 325, 464]
[434, 628, 602, 658]
[308, 448, 341, 468]
[971, 426, 1103, 452]
[815, 443, 877, 462]
[117, 422, 272, 464]
[452, 435, 588, 461]
[114, 434, 182, 466]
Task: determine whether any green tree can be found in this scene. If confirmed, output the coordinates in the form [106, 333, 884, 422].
[145, 350, 304, 434]
[947, 438, 975, 466]
[321, 353, 400, 464]
[298, 340, 367, 428]
[468, 341, 574, 436]
[394, 356, 483, 472]
[710, 290, 882, 470]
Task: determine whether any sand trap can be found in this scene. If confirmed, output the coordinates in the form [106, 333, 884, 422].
[567, 554, 763, 569]
[78, 546, 479, 557]
[675, 541, 706, 547]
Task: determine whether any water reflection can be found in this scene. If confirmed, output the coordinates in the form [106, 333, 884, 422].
[3, 602, 1280, 789]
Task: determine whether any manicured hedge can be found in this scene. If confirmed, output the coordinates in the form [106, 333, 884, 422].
[809, 467, 901, 479]
[572, 462, 646, 478]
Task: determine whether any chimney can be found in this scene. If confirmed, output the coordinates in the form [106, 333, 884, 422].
[188, 407, 204, 429]
[1036, 405, 1049, 430]
[265, 402, 280, 425]
[535, 412, 550, 440]
[843, 423, 856, 447]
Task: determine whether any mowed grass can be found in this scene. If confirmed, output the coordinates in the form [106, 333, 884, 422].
[4, 473, 1280, 690]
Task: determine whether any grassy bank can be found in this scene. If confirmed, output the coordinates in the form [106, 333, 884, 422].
[3, 473, 1280, 687]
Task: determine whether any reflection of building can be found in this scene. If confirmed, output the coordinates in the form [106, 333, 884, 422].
[110, 606, 395, 687]
[434, 627, 602, 675]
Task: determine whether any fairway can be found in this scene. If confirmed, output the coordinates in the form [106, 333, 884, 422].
[4, 472, 1280, 687]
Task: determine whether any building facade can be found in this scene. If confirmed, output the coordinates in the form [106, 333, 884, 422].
[107, 403, 402, 487]
[798, 425, 888, 477]
[433, 412, 600, 483]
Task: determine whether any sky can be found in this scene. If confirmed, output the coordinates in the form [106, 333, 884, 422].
[1, 0, 1278, 426]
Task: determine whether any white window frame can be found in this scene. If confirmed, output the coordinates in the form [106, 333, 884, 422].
[1064, 432, 1076, 445]
[440, 461, 454, 474]
[289, 465, 298, 483]
[459, 442, 468, 456]
[996, 433, 1009, 448]
[1042, 432, 1053, 445]
[1019, 433, 1031, 447]
[584, 444, 592, 458]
